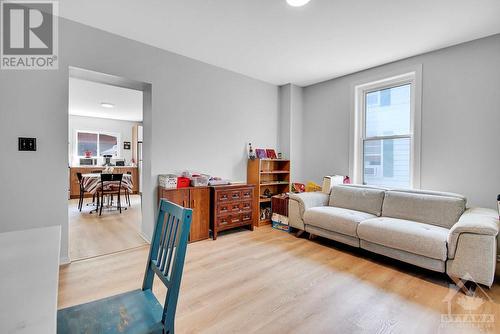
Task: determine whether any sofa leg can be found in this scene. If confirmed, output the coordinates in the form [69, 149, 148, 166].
[449, 276, 476, 296]
[295, 230, 305, 238]
[308, 233, 316, 240]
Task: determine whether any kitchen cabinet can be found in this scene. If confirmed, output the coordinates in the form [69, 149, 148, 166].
[157, 186, 210, 243]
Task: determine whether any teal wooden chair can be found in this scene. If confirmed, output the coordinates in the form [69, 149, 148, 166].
[57, 199, 193, 334]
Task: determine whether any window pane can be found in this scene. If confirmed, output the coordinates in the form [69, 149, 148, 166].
[364, 138, 410, 188]
[77, 132, 97, 156]
[365, 84, 411, 137]
[99, 134, 118, 157]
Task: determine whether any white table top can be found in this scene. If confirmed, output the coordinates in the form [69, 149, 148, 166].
[0, 226, 61, 334]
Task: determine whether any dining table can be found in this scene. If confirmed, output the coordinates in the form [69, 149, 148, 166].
[81, 173, 134, 194]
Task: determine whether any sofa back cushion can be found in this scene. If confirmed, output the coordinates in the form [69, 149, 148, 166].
[381, 190, 466, 228]
[329, 185, 386, 216]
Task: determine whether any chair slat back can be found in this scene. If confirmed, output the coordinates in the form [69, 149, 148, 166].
[142, 199, 192, 326]
[99, 173, 123, 192]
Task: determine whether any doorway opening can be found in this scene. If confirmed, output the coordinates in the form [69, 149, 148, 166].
[67, 67, 148, 261]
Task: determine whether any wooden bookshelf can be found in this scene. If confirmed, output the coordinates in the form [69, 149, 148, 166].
[247, 159, 291, 226]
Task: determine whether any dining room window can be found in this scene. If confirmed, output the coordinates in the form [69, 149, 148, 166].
[76, 131, 120, 157]
[352, 70, 421, 188]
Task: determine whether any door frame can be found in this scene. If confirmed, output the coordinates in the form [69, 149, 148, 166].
[66, 66, 153, 263]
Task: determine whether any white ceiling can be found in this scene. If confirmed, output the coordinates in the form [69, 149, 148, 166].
[60, 0, 500, 86]
[69, 78, 143, 122]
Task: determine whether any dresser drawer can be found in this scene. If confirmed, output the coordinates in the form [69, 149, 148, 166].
[241, 188, 253, 200]
[216, 212, 253, 228]
[217, 214, 241, 228]
[216, 189, 243, 202]
[217, 201, 252, 216]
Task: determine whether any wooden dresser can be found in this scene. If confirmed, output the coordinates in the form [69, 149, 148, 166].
[157, 186, 210, 243]
[210, 184, 255, 240]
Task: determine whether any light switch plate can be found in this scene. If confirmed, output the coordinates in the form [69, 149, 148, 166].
[18, 137, 37, 151]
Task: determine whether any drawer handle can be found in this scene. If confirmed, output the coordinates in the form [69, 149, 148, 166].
[242, 215, 251, 221]
[221, 194, 228, 200]
[232, 194, 239, 198]
[220, 206, 228, 212]
[220, 219, 228, 225]
[231, 218, 240, 223]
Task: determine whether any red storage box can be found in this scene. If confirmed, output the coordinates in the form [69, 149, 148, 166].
[177, 177, 190, 188]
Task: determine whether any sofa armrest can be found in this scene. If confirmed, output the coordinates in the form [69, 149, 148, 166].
[446, 208, 499, 287]
[288, 192, 329, 230]
[448, 208, 499, 258]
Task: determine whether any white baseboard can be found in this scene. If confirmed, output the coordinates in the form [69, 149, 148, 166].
[138, 231, 151, 244]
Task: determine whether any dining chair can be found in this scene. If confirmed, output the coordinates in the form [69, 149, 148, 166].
[76, 172, 84, 212]
[124, 171, 132, 206]
[57, 199, 193, 334]
[86, 170, 102, 207]
[98, 173, 123, 216]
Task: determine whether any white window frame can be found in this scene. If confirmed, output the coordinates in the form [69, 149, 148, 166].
[75, 130, 121, 159]
[351, 67, 422, 189]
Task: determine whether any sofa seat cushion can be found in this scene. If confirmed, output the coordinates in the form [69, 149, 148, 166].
[304, 207, 376, 237]
[357, 217, 449, 261]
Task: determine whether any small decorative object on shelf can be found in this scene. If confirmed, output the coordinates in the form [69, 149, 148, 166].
[497, 194, 500, 219]
[292, 183, 305, 193]
[262, 188, 273, 198]
[255, 148, 267, 159]
[248, 143, 256, 160]
[278, 152, 283, 159]
[123, 141, 131, 150]
[265, 149, 277, 159]
[158, 174, 178, 189]
[260, 207, 272, 221]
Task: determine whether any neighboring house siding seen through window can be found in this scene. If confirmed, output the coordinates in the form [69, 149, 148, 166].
[76, 131, 120, 158]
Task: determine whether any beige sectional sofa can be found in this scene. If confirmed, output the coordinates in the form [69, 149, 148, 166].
[289, 184, 499, 287]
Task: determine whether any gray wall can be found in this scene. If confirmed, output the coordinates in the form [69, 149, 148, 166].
[0, 18, 278, 262]
[278, 84, 304, 181]
[278, 85, 291, 159]
[300, 34, 500, 208]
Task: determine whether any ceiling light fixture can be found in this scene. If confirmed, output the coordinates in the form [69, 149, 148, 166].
[100, 102, 115, 108]
[286, 0, 311, 7]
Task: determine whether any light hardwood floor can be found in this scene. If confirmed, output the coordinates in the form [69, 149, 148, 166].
[68, 194, 146, 260]
[59, 226, 500, 333]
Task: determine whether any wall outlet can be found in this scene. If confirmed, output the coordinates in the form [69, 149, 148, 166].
[18, 137, 36, 151]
